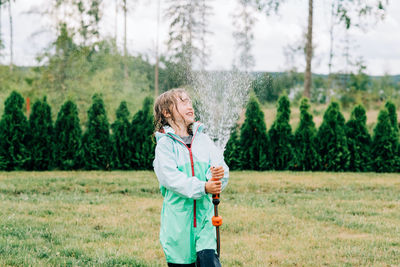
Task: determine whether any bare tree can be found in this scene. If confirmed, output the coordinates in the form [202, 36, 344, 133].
[155, 0, 160, 97]
[165, 0, 213, 77]
[77, 0, 102, 46]
[257, 0, 388, 98]
[36, 0, 103, 47]
[115, 0, 118, 42]
[303, 0, 313, 98]
[232, 0, 257, 72]
[198, 0, 213, 69]
[329, 0, 387, 75]
[115, 0, 137, 79]
[0, 1, 3, 58]
[7, 0, 14, 71]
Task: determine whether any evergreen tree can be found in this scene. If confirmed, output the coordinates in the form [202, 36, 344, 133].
[239, 95, 270, 170]
[130, 96, 155, 170]
[293, 98, 320, 171]
[0, 91, 29, 170]
[316, 101, 350, 171]
[345, 104, 371, 172]
[268, 95, 294, 170]
[385, 100, 399, 133]
[385, 101, 399, 168]
[371, 108, 398, 172]
[27, 97, 54, 170]
[111, 101, 131, 169]
[82, 94, 112, 170]
[224, 124, 241, 170]
[54, 100, 83, 170]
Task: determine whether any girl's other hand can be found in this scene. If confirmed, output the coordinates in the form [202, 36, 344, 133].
[211, 166, 224, 180]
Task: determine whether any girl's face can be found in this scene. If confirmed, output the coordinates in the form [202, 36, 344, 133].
[165, 92, 195, 129]
[173, 92, 195, 126]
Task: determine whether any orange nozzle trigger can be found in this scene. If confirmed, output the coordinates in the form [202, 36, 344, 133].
[212, 215, 222, 226]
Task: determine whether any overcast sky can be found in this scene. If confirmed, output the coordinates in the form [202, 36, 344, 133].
[3, 0, 400, 75]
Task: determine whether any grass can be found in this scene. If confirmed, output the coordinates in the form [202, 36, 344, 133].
[0, 171, 399, 266]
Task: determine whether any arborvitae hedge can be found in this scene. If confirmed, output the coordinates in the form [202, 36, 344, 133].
[345, 104, 371, 172]
[27, 97, 54, 170]
[316, 101, 350, 171]
[111, 101, 132, 169]
[239, 94, 269, 170]
[384, 101, 400, 171]
[0, 91, 29, 170]
[1, 91, 400, 173]
[54, 100, 83, 170]
[130, 97, 155, 170]
[371, 108, 399, 172]
[268, 95, 294, 170]
[293, 98, 320, 171]
[82, 94, 112, 170]
[385, 101, 399, 133]
[224, 124, 241, 170]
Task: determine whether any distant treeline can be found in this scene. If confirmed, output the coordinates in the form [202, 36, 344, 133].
[252, 72, 400, 107]
[1, 91, 399, 172]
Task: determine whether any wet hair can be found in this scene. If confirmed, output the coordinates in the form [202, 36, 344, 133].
[154, 88, 193, 134]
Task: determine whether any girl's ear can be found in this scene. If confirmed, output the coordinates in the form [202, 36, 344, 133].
[162, 110, 171, 118]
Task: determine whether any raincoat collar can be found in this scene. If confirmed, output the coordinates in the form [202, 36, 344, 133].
[155, 121, 204, 142]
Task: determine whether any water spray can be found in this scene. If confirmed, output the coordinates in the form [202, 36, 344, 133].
[192, 69, 252, 258]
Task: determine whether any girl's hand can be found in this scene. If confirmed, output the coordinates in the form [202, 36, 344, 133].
[211, 166, 224, 180]
[205, 166, 224, 194]
[205, 179, 222, 194]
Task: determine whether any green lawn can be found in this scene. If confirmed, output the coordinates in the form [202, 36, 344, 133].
[0, 171, 399, 266]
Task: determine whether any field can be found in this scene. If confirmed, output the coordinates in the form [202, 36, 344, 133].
[1, 171, 400, 266]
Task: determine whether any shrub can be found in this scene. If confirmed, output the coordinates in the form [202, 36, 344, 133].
[239, 94, 270, 170]
[82, 94, 112, 170]
[27, 97, 54, 170]
[0, 91, 29, 170]
[268, 95, 294, 170]
[316, 101, 350, 171]
[293, 98, 320, 171]
[345, 104, 371, 172]
[130, 96, 155, 170]
[54, 100, 83, 170]
[111, 101, 132, 169]
[224, 124, 241, 170]
[371, 108, 399, 172]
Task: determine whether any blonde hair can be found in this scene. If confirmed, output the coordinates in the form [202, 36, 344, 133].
[154, 88, 193, 134]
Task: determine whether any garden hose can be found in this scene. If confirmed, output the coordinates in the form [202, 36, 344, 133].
[211, 176, 222, 257]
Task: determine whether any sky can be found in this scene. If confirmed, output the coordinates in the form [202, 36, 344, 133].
[2, 0, 400, 76]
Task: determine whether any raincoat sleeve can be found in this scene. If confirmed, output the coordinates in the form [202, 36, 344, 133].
[205, 136, 229, 191]
[154, 137, 207, 199]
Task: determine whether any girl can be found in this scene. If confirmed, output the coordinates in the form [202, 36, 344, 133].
[153, 89, 229, 266]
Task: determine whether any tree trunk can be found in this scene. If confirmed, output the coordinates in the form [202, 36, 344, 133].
[8, 0, 13, 72]
[123, 0, 128, 79]
[115, 0, 118, 43]
[155, 0, 160, 97]
[304, 0, 313, 98]
[0, 2, 2, 56]
[328, 1, 335, 75]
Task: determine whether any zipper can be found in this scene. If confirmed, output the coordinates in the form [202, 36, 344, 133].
[167, 124, 200, 228]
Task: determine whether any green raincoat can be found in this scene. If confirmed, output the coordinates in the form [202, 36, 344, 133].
[153, 122, 229, 264]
